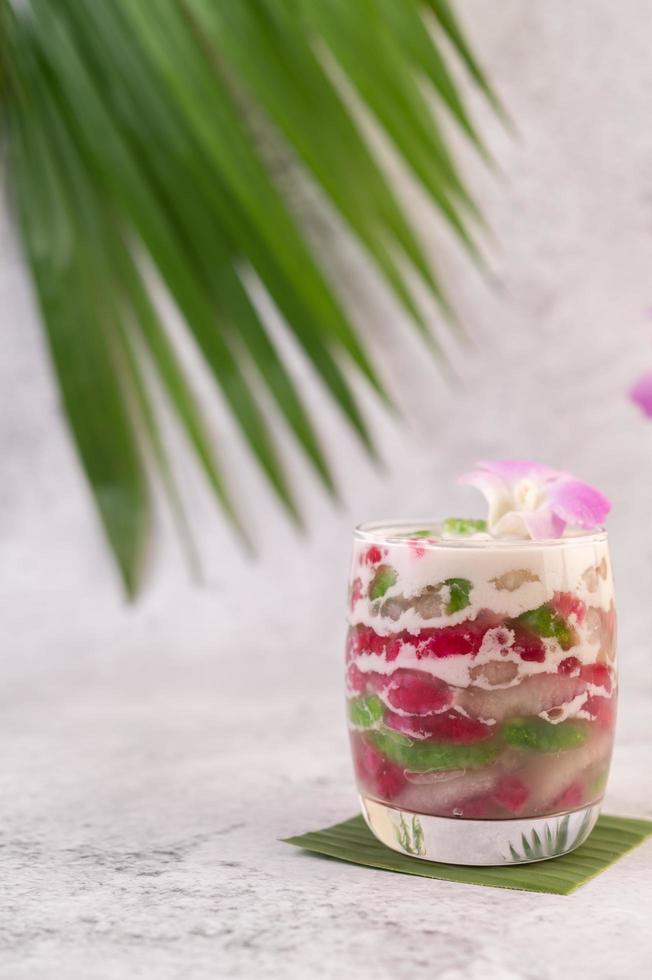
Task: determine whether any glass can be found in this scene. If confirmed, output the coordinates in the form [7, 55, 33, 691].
[346, 520, 617, 865]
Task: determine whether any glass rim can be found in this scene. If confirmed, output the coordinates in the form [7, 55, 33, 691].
[354, 518, 608, 551]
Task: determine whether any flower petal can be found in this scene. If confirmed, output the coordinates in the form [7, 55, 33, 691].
[523, 509, 567, 540]
[548, 479, 611, 529]
[474, 460, 559, 483]
[492, 511, 531, 538]
[629, 372, 652, 417]
[458, 470, 513, 528]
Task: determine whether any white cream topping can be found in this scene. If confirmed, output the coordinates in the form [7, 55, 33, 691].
[350, 536, 614, 627]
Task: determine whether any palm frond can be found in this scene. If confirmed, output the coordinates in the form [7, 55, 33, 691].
[3, 0, 505, 595]
[426, 0, 512, 127]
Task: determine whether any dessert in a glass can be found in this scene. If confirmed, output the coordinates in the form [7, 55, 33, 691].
[346, 462, 615, 865]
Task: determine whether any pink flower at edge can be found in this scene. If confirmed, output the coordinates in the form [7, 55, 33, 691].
[459, 460, 610, 540]
[630, 372, 652, 417]
[547, 478, 611, 530]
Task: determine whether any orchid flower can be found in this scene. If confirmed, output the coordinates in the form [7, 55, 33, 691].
[629, 373, 652, 417]
[459, 460, 610, 540]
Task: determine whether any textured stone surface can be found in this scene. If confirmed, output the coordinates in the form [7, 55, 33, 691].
[3, 1, 652, 976]
[0, 656, 650, 980]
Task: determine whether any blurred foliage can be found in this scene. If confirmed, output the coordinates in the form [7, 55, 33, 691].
[2, 0, 505, 595]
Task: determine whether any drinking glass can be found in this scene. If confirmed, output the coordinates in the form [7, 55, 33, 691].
[346, 521, 616, 865]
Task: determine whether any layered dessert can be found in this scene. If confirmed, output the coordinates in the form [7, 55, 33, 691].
[346, 520, 616, 821]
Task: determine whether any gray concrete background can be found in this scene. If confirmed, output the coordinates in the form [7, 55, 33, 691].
[2, 3, 652, 977]
[3, 0, 652, 696]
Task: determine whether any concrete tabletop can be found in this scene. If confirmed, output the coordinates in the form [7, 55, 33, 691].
[1, 645, 650, 980]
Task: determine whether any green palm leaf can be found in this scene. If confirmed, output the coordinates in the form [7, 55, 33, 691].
[426, 0, 512, 127]
[3, 0, 504, 595]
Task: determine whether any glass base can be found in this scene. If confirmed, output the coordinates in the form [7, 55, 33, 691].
[359, 795, 601, 866]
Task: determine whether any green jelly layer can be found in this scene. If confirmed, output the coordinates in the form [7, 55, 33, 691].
[514, 604, 575, 650]
[443, 577, 472, 614]
[442, 517, 487, 535]
[369, 728, 499, 771]
[349, 695, 383, 728]
[369, 565, 398, 600]
[589, 769, 610, 796]
[503, 717, 588, 752]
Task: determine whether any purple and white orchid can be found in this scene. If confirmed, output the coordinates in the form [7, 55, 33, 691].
[459, 460, 610, 541]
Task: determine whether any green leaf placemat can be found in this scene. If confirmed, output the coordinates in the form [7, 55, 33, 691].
[284, 814, 652, 895]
